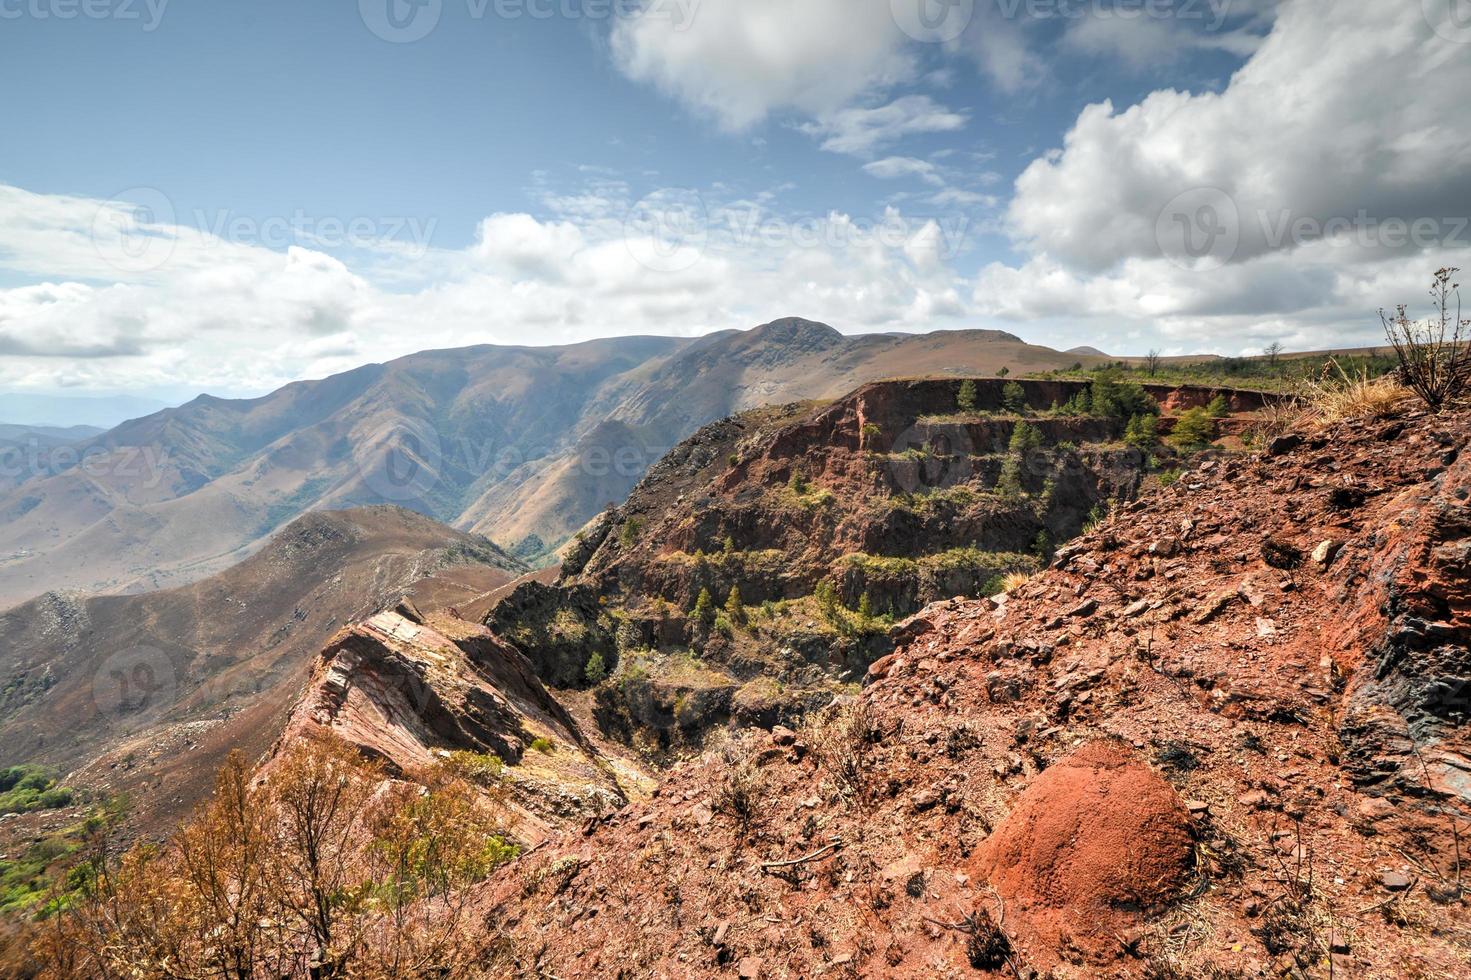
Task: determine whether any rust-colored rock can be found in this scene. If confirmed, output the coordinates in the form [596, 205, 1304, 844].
[974, 740, 1195, 965]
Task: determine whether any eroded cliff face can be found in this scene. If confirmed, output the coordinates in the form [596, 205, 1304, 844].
[468, 408, 1469, 979]
[273, 608, 628, 841]
[499, 379, 1253, 758]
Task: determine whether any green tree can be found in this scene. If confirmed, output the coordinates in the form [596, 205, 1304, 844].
[722, 534, 735, 554]
[997, 366, 1010, 377]
[1206, 394, 1230, 418]
[957, 379, 978, 412]
[856, 592, 875, 620]
[1008, 421, 1043, 453]
[997, 455, 1025, 497]
[814, 580, 840, 623]
[1033, 530, 1053, 560]
[584, 650, 606, 684]
[691, 587, 715, 625]
[1002, 381, 1027, 414]
[724, 586, 745, 626]
[1124, 413, 1159, 450]
[1168, 407, 1216, 450]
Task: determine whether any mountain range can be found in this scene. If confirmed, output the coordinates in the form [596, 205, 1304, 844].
[0, 319, 1103, 608]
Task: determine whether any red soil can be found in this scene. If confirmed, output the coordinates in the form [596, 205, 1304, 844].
[974, 740, 1195, 965]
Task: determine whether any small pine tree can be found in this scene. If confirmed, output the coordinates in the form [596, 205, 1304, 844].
[1206, 394, 1230, 418]
[957, 379, 978, 412]
[1168, 407, 1216, 450]
[997, 455, 1025, 497]
[584, 650, 606, 685]
[1124, 413, 1159, 450]
[814, 580, 840, 622]
[997, 366, 1010, 377]
[1009, 421, 1043, 453]
[856, 592, 875, 619]
[722, 535, 735, 554]
[692, 587, 715, 624]
[789, 471, 808, 495]
[1002, 381, 1027, 415]
[724, 586, 745, 626]
[1033, 530, 1053, 560]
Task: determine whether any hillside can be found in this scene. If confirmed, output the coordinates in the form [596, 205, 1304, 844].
[488, 377, 1273, 758]
[0, 505, 526, 831]
[0, 321, 1104, 608]
[470, 405, 1471, 978]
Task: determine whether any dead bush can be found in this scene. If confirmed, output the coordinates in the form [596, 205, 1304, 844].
[1382, 267, 1471, 409]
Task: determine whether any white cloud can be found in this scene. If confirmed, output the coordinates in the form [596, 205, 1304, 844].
[1008, 2, 1471, 273]
[863, 156, 945, 186]
[0, 180, 971, 396]
[798, 95, 968, 156]
[974, 0, 1471, 355]
[609, 0, 914, 131]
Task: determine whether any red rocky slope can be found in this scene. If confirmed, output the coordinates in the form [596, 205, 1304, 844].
[471, 408, 1469, 978]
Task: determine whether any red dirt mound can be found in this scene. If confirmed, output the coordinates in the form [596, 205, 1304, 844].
[975, 740, 1195, 965]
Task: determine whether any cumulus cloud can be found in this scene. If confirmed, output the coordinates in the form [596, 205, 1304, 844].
[975, 0, 1471, 353]
[609, 0, 915, 130]
[0, 180, 970, 396]
[1007, 2, 1471, 273]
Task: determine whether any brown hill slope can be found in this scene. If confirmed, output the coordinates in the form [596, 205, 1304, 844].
[492, 378, 1271, 759]
[471, 407, 1470, 978]
[0, 505, 526, 830]
[0, 322, 1103, 607]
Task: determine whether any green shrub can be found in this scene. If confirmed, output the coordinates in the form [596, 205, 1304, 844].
[957, 379, 978, 412]
[584, 650, 607, 685]
[1008, 421, 1043, 453]
[529, 737, 555, 754]
[1168, 407, 1217, 450]
[619, 518, 644, 548]
[1002, 381, 1027, 414]
[1206, 394, 1230, 418]
[1124, 413, 1159, 450]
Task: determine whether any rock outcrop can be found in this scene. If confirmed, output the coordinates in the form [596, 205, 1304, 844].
[274, 609, 625, 839]
[467, 407, 1470, 978]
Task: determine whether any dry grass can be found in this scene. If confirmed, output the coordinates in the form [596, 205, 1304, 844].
[1000, 571, 1032, 593]
[1301, 361, 1412, 422]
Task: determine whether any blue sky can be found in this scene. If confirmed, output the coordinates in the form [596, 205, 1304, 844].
[0, 0, 1468, 405]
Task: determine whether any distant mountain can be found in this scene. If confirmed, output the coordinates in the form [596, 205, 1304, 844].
[0, 505, 526, 831]
[0, 320, 1103, 607]
[0, 393, 170, 429]
[1066, 345, 1110, 357]
[0, 423, 104, 447]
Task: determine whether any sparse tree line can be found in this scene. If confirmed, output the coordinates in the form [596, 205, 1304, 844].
[27, 735, 517, 979]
